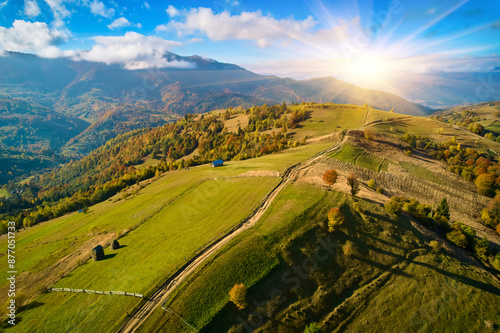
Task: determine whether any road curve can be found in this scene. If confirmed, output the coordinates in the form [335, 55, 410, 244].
[116, 138, 343, 333]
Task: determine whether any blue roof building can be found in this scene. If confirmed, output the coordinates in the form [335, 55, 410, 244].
[211, 159, 224, 167]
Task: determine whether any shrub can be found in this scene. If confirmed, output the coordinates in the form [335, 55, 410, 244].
[367, 179, 376, 189]
[364, 127, 376, 140]
[474, 238, 489, 260]
[328, 208, 345, 232]
[229, 283, 247, 310]
[492, 252, 500, 271]
[304, 322, 321, 333]
[376, 187, 384, 194]
[342, 240, 356, 256]
[429, 240, 442, 252]
[446, 229, 468, 249]
[385, 196, 406, 215]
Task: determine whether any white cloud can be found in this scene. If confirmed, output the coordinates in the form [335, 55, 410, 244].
[225, 0, 239, 6]
[75, 31, 189, 69]
[108, 17, 131, 30]
[107, 17, 142, 30]
[158, 7, 317, 48]
[143, 1, 149, 9]
[44, 0, 71, 27]
[0, 20, 70, 57]
[0, 0, 8, 11]
[24, 0, 41, 17]
[89, 0, 115, 18]
[166, 5, 178, 17]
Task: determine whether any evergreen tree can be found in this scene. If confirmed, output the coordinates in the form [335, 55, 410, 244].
[436, 198, 450, 220]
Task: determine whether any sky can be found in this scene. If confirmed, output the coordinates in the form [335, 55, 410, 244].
[0, 0, 499, 92]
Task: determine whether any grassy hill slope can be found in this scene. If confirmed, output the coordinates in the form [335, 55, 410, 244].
[2, 103, 500, 332]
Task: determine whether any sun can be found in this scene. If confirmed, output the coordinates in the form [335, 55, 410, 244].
[335, 55, 403, 92]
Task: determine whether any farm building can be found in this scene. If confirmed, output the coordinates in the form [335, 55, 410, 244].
[211, 159, 224, 167]
[111, 239, 120, 250]
[92, 245, 104, 261]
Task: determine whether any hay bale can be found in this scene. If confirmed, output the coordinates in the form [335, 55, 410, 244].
[92, 245, 104, 261]
[111, 239, 120, 250]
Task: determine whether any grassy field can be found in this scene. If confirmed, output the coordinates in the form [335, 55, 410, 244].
[374, 116, 500, 153]
[137, 182, 329, 333]
[6, 177, 278, 333]
[329, 143, 390, 171]
[0, 139, 338, 332]
[138, 184, 500, 332]
[0, 188, 9, 197]
[291, 104, 369, 140]
[0, 141, 332, 288]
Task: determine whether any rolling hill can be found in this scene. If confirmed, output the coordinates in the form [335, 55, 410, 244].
[0, 51, 431, 159]
[1, 103, 500, 333]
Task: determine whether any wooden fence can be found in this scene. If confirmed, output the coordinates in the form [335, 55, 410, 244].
[49, 287, 143, 298]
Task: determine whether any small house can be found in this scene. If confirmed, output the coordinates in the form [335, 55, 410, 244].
[92, 245, 104, 261]
[211, 159, 224, 167]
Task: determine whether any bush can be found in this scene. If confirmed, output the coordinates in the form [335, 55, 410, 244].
[229, 283, 247, 310]
[429, 240, 442, 252]
[304, 322, 321, 333]
[367, 179, 376, 189]
[492, 252, 500, 271]
[328, 208, 345, 232]
[474, 238, 489, 260]
[364, 127, 376, 140]
[342, 240, 356, 256]
[446, 229, 469, 249]
[385, 196, 406, 215]
[376, 187, 384, 194]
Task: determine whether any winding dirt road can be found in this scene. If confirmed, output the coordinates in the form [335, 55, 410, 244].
[116, 138, 343, 333]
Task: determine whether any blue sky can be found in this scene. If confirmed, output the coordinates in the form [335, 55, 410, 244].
[0, 0, 499, 90]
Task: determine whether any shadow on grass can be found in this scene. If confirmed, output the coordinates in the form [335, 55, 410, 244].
[412, 260, 500, 296]
[2, 302, 44, 329]
[102, 253, 117, 260]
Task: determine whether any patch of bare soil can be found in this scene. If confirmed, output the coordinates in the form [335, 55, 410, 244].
[238, 170, 280, 177]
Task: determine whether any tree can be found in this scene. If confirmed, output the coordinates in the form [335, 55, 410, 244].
[475, 174, 495, 197]
[346, 172, 360, 196]
[82, 206, 89, 214]
[364, 127, 376, 140]
[385, 196, 406, 215]
[328, 208, 344, 232]
[229, 283, 247, 310]
[446, 229, 468, 249]
[322, 169, 338, 189]
[435, 198, 450, 221]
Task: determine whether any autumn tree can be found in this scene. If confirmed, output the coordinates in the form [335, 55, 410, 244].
[322, 169, 338, 189]
[328, 207, 344, 232]
[346, 172, 360, 196]
[475, 173, 495, 197]
[229, 283, 247, 310]
[364, 127, 376, 140]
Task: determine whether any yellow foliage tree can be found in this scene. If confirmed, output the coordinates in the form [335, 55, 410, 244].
[229, 283, 247, 310]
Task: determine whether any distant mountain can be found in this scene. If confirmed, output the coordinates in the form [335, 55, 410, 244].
[388, 71, 500, 109]
[0, 51, 432, 158]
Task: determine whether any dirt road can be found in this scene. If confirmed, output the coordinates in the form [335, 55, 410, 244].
[116, 138, 343, 333]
